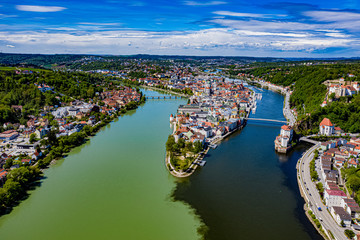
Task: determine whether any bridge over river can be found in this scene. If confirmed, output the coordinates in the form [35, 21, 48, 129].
[245, 117, 288, 124]
[145, 95, 183, 99]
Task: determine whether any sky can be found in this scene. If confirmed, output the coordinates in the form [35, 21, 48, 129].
[1, 0, 360, 57]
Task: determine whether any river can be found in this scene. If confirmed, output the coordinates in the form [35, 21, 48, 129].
[173, 88, 323, 239]
[0, 88, 322, 240]
[0, 89, 200, 240]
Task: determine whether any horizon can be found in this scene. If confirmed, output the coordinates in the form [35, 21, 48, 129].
[1, 0, 360, 58]
[1, 52, 360, 60]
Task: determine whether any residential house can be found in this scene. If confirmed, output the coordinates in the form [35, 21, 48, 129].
[35, 128, 47, 139]
[341, 198, 360, 219]
[0, 130, 19, 141]
[324, 189, 347, 207]
[319, 118, 334, 136]
[330, 206, 352, 227]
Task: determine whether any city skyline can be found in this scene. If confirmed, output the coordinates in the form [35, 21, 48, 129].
[1, 0, 360, 57]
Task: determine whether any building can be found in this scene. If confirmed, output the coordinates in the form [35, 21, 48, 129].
[341, 198, 360, 218]
[319, 118, 334, 136]
[35, 128, 47, 139]
[324, 189, 347, 207]
[68, 107, 80, 117]
[275, 125, 293, 153]
[330, 206, 352, 227]
[0, 130, 19, 141]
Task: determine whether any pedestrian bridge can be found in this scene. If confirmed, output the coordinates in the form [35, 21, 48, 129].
[145, 96, 183, 99]
[299, 137, 320, 145]
[246, 117, 287, 124]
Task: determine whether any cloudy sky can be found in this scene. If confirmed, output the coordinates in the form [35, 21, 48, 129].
[1, 0, 360, 57]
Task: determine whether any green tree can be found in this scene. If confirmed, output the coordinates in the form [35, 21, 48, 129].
[166, 135, 176, 152]
[29, 133, 36, 144]
[4, 158, 13, 169]
[345, 229, 355, 239]
[329, 92, 336, 100]
[193, 141, 203, 153]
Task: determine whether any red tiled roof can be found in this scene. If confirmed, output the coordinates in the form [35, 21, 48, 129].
[326, 189, 346, 197]
[320, 118, 333, 127]
[281, 125, 292, 131]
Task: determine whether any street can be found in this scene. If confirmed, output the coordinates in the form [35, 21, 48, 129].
[298, 143, 348, 240]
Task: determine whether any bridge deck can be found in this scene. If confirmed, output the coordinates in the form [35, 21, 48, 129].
[246, 117, 287, 123]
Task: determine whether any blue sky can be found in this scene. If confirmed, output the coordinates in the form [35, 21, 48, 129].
[1, 0, 360, 57]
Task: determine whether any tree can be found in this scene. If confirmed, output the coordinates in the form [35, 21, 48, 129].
[344, 229, 355, 239]
[166, 135, 176, 152]
[83, 125, 92, 136]
[47, 130, 58, 146]
[193, 141, 203, 153]
[29, 133, 36, 144]
[4, 158, 13, 169]
[329, 92, 336, 100]
[185, 142, 193, 152]
[316, 182, 324, 196]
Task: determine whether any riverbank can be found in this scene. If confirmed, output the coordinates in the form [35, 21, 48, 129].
[0, 89, 202, 240]
[140, 85, 189, 98]
[165, 122, 246, 178]
[0, 96, 146, 216]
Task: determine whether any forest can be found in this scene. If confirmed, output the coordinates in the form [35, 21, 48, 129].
[0, 53, 86, 68]
[237, 62, 360, 133]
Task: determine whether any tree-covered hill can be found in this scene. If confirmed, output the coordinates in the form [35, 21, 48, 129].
[0, 68, 107, 125]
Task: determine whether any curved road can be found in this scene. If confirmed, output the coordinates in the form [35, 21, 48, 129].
[283, 91, 296, 126]
[298, 143, 347, 240]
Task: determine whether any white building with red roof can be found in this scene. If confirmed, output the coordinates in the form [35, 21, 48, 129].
[324, 189, 347, 207]
[275, 125, 293, 153]
[319, 118, 334, 136]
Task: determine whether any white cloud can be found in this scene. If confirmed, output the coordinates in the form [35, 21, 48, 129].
[210, 18, 323, 31]
[183, 1, 227, 6]
[0, 27, 356, 55]
[16, 5, 66, 12]
[325, 32, 351, 38]
[47, 27, 78, 31]
[78, 22, 121, 26]
[304, 10, 360, 22]
[302, 10, 360, 32]
[6, 44, 15, 48]
[213, 11, 286, 18]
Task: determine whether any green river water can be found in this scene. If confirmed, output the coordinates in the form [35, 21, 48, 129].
[0, 90, 201, 240]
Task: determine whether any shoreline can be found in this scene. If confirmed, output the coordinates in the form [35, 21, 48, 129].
[165, 123, 247, 178]
[165, 83, 257, 178]
[139, 85, 189, 98]
[0, 96, 146, 216]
